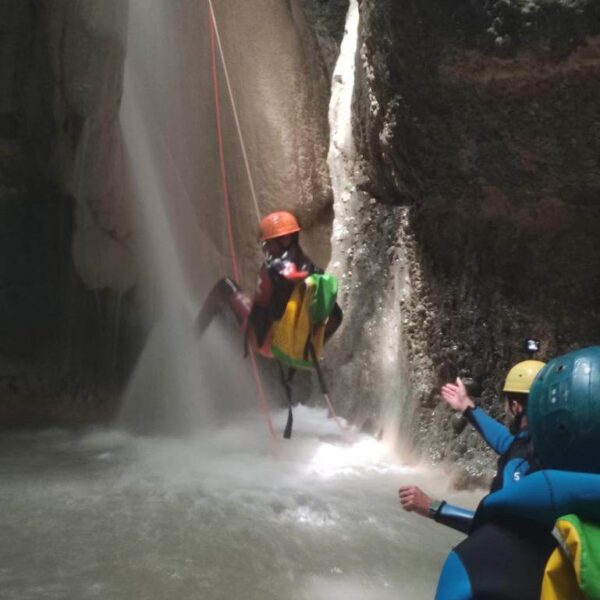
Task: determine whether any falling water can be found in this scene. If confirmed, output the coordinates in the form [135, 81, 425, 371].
[327, 0, 413, 452]
[118, 0, 259, 432]
[117, 0, 334, 432]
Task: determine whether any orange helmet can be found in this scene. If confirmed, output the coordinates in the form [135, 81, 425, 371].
[259, 211, 301, 241]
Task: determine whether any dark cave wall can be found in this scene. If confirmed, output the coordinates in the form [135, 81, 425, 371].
[354, 0, 600, 475]
[0, 1, 140, 426]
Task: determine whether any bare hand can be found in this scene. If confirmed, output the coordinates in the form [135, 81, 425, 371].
[399, 485, 432, 518]
[441, 377, 475, 412]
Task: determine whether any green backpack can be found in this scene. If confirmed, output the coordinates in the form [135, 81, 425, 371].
[271, 273, 338, 369]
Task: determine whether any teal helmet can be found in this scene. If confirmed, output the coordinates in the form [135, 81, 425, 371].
[528, 346, 600, 474]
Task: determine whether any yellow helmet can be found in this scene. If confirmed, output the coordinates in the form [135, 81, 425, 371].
[503, 360, 546, 394]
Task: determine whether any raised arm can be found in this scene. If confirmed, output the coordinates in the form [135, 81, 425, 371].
[463, 406, 515, 455]
[442, 378, 514, 454]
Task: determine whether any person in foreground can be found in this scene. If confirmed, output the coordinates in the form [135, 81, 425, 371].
[400, 359, 558, 600]
[471, 347, 600, 600]
[402, 347, 600, 599]
[400, 359, 546, 534]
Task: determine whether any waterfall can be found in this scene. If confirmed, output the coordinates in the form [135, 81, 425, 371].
[117, 0, 251, 432]
[327, 0, 413, 454]
[2, 6, 469, 597]
[327, 0, 359, 204]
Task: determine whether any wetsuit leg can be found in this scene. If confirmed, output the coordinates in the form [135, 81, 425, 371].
[435, 551, 473, 600]
[196, 278, 252, 336]
[445, 521, 555, 600]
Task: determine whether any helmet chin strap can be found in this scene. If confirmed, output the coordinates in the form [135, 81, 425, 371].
[509, 409, 525, 435]
[261, 242, 273, 260]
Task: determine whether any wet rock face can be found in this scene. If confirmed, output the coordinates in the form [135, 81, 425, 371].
[354, 0, 600, 476]
[44, 0, 134, 291]
[0, 1, 137, 426]
[275, 0, 350, 268]
[291, 0, 350, 77]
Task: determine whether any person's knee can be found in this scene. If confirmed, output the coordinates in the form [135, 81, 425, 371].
[197, 278, 241, 334]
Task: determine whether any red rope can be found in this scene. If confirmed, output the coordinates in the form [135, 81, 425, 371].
[209, 8, 276, 440]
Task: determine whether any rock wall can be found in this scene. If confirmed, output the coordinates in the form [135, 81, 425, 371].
[0, 1, 138, 426]
[342, 0, 600, 478]
[202, 0, 350, 285]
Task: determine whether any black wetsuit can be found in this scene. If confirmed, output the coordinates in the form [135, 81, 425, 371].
[434, 407, 557, 600]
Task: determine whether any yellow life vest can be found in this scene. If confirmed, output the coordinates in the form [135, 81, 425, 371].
[271, 276, 332, 370]
[541, 515, 600, 600]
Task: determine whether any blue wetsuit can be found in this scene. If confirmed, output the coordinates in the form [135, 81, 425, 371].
[434, 407, 554, 600]
[434, 408, 600, 600]
[433, 406, 534, 534]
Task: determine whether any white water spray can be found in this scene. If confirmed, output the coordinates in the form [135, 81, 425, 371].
[118, 0, 250, 431]
[327, 0, 411, 453]
[327, 0, 359, 202]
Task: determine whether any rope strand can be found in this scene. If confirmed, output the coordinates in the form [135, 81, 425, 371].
[209, 13, 240, 283]
[209, 5, 276, 439]
[207, 0, 261, 225]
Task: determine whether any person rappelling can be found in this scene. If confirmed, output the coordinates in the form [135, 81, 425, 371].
[203, 4, 346, 440]
[196, 210, 343, 438]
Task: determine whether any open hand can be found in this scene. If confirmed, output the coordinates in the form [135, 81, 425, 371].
[440, 377, 475, 412]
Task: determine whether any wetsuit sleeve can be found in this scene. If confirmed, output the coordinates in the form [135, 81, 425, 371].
[478, 470, 600, 527]
[464, 406, 514, 455]
[434, 502, 475, 534]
